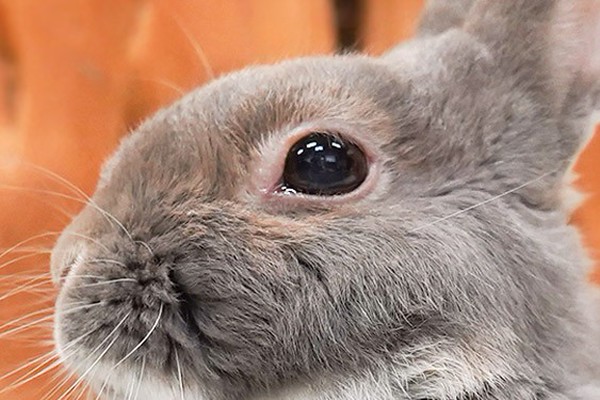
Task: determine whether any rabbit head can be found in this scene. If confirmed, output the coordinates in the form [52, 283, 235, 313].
[51, 1, 600, 399]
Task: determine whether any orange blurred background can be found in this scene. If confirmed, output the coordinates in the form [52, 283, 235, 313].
[0, 1, 597, 398]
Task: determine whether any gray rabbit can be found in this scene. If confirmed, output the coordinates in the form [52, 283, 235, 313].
[50, 0, 600, 399]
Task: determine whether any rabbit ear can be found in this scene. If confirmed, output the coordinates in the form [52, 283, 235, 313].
[417, 0, 477, 36]
[387, 1, 599, 206]
[463, 0, 600, 124]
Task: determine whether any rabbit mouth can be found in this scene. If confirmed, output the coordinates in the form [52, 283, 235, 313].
[51, 241, 201, 396]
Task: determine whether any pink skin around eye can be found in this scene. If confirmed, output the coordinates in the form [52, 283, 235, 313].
[248, 120, 382, 209]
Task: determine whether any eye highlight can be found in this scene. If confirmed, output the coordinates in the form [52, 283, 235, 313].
[277, 132, 369, 196]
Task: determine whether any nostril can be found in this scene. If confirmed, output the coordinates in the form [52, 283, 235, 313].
[125, 260, 144, 271]
[51, 245, 87, 288]
[151, 254, 162, 265]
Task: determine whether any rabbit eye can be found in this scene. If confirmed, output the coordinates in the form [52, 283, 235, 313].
[278, 132, 368, 196]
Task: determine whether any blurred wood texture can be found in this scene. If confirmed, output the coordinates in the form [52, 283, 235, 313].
[0, 0, 597, 398]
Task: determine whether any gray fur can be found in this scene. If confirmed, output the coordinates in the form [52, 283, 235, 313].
[51, 1, 600, 399]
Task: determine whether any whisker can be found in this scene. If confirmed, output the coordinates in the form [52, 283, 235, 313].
[123, 368, 137, 400]
[73, 380, 92, 400]
[409, 170, 558, 233]
[60, 232, 112, 254]
[86, 259, 127, 268]
[0, 184, 90, 204]
[135, 240, 154, 258]
[168, 12, 215, 80]
[0, 329, 92, 395]
[62, 274, 120, 282]
[94, 305, 163, 398]
[10, 163, 157, 263]
[0, 306, 55, 331]
[0, 231, 61, 261]
[0, 302, 101, 339]
[11, 163, 141, 250]
[0, 246, 52, 256]
[132, 356, 146, 400]
[0, 252, 49, 272]
[113, 304, 163, 368]
[174, 347, 185, 400]
[40, 363, 83, 400]
[19, 162, 87, 199]
[0, 278, 54, 302]
[56, 312, 131, 400]
[0, 349, 58, 387]
[134, 77, 185, 95]
[0, 271, 52, 280]
[74, 278, 138, 288]
[12, 354, 71, 394]
[0, 315, 54, 339]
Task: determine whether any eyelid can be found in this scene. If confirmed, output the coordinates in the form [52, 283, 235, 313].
[244, 119, 383, 209]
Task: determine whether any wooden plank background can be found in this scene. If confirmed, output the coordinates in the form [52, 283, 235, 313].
[0, 1, 597, 398]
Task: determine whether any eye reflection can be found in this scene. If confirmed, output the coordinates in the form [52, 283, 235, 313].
[278, 132, 369, 196]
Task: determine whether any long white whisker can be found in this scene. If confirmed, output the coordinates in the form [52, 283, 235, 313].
[0, 306, 55, 331]
[19, 163, 140, 249]
[0, 350, 58, 387]
[1, 316, 54, 339]
[174, 347, 185, 400]
[0, 277, 54, 302]
[0, 271, 52, 281]
[135, 77, 185, 95]
[61, 232, 112, 254]
[1, 344, 83, 395]
[0, 252, 49, 271]
[0, 231, 60, 261]
[2, 341, 83, 398]
[410, 170, 558, 233]
[123, 368, 137, 400]
[0, 302, 102, 339]
[10, 164, 156, 260]
[114, 304, 163, 368]
[21, 162, 88, 201]
[40, 367, 81, 400]
[73, 380, 92, 400]
[0, 328, 91, 388]
[86, 259, 127, 268]
[169, 13, 215, 80]
[74, 278, 138, 288]
[0, 184, 89, 204]
[0, 246, 52, 256]
[56, 312, 131, 400]
[94, 305, 163, 398]
[132, 356, 146, 400]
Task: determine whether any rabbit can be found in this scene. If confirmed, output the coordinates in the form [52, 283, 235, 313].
[49, 0, 600, 399]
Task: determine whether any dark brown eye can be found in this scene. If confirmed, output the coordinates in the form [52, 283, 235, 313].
[279, 132, 369, 196]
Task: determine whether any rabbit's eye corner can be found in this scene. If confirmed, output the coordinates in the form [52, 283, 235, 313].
[276, 132, 369, 196]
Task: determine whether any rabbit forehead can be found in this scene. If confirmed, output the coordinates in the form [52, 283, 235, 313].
[94, 56, 409, 202]
[97, 37, 496, 201]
